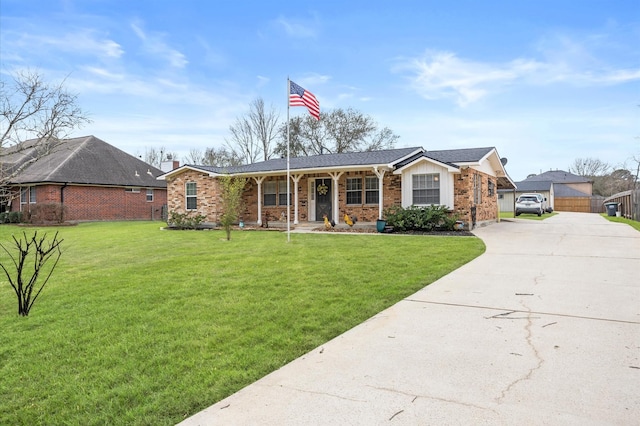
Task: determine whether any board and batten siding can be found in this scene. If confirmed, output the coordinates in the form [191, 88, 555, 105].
[400, 162, 454, 209]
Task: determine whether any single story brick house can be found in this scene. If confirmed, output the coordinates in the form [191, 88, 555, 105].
[159, 146, 515, 229]
[1, 135, 167, 221]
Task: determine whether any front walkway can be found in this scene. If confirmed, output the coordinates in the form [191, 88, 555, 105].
[179, 212, 640, 425]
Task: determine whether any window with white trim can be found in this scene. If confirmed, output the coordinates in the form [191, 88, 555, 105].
[412, 174, 440, 205]
[146, 189, 154, 202]
[264, 181, 276, 206]
[278, 180, 291, 206]
[20, 187, 36, 204]
[346, 177, 362, 205]
[186, 182, 197, 210]
[365, 176, 379, 204]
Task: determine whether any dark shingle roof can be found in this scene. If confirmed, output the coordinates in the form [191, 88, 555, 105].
[191, 147, 424, 174]
[5, 135, 166, 188]
[394, 147, 496, 169]
[425, 147, 495, 164]
[523, 170, 590, 183]
[513, 180, 553, 191]
[553, 183, 591, 197]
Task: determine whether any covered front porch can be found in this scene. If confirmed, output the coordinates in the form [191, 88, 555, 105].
[240, 167, 396, 227]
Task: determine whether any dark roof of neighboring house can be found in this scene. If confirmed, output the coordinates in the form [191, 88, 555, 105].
[553, 183, 591, 197]
[3, 135, 166, 188]
[513, 180, 553, 192]
[523, 170, 591, 183]
[189, 147, 424, 174]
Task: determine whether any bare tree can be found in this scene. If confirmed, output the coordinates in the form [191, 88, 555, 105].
[568, 157, 610, 177]
[184, 148, 204, 165]
[275, 108, 398, 157]
[1, 70, 90, 205]
[0, 231, 63, 316]
[202, 146, 243, 167]
[226, 97, 280, 164]
[141, 146, 179, 168]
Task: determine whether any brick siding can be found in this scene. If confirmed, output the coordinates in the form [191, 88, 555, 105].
[11, 184, 167, 221]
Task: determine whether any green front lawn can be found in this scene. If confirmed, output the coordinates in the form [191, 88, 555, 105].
[601, 213, 640, 232]
[0, 222, 485, 425]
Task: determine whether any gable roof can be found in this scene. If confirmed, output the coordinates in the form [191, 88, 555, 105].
[523, 170, 591, 183]
[162, 147, 424, 178]
[4, 135, 166, 188]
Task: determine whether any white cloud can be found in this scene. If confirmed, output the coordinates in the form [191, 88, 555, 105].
[273, 16, 318, 38]
[130, 21, 188, 68]
[7, 29, 124, 60]
[396, 30, 640, 106]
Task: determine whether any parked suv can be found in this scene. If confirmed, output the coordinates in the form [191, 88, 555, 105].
[516, 194, 543, 216]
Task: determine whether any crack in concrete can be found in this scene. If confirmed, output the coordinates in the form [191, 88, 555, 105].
[265, 384, 368, 402]
[368, 385, 499, 415]
[495, 301, 545, 403]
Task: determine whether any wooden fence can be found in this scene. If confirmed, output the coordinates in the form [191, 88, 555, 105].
[555, 197, 592, 213]
[603, 189, 640, 221]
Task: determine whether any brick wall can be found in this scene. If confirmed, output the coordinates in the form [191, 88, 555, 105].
[166, 170, 222, 222]
[12, 184, 167, 221]
[453, 169, 498, 227]
[168, 171, 403, 224]
[166, 169, 499, 227]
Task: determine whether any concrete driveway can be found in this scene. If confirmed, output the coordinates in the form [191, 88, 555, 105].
[179, 212, 640, 425]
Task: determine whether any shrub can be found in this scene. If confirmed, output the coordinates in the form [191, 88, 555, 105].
[8, 211, 23, 223]
[27, 203, 68, 224]
[166, 211, 207, 229]
[383, 205, 458, 232]
[0, 212, 8, 224]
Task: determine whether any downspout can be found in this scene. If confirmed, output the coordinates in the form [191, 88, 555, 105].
[61, 183, 68, 222]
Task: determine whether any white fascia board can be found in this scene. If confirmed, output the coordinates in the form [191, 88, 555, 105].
[156, 165, 221, 180]
[231, 163, 395, 178]
[393, 156, 459, 175]
[389, 148, 426, 167]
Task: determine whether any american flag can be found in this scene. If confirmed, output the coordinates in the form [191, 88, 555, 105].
[289, 80, 320, 120]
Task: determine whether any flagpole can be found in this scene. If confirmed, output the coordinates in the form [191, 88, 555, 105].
[286, 77, 291, 243]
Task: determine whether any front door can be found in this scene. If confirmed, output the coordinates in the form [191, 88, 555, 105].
[315, 179, 332, 221]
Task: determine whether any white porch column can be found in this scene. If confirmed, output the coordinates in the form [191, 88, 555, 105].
[253, 176, 265, 225]
[328, 171, 343, 224]
[291, 174, 303, 224]
[373, 166, 387, 220]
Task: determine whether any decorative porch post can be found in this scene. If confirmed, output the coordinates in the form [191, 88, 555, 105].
[292, 174, 303, 224]
[328, 171, 343, 224]
[253, 176, 265, 225]
[373, 166, 386, 220]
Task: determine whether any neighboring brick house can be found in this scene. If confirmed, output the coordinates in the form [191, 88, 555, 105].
[160, 146, 514, 230]
[1, 135, 167, 221]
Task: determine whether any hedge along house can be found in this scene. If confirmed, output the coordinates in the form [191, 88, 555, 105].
[160, 146, 514, 230]
[1, 135, 167, 221]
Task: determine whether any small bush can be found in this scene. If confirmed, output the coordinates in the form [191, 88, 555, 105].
[167, 211, 207, 229]
[8, 211, 23, 223]
[383, 205, 458, 232]
[27, 203, 68, 224]
[0, 212, 8, 224]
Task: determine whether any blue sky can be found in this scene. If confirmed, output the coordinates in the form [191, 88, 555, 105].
[1, 0, 639, 181]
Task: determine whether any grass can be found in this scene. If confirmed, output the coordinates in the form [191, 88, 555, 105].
[500, 211, 558, 220]
[0, 222, 485, 425]
[600, 213, 640, 232]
